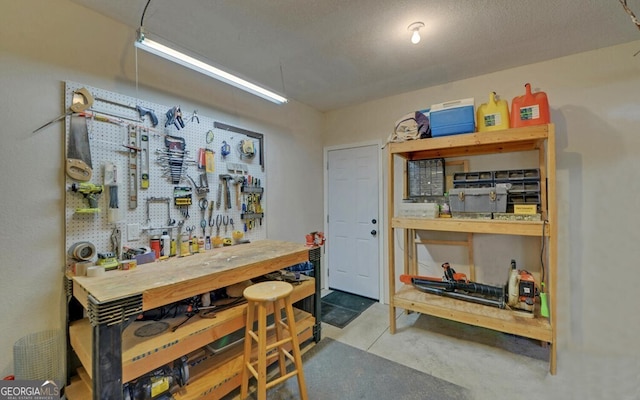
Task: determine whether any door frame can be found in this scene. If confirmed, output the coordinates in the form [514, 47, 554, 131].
[323, 140, 384, 302]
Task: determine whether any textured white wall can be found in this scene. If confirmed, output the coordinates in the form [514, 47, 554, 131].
[0, 1, 324, 377]
[325, 40, 640, 357]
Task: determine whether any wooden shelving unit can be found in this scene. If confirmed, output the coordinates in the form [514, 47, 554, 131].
[387, 124, 557, 374]
[65, 240, 321, 399]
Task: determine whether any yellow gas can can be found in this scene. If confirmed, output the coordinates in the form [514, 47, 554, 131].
[477, 92, 510, 132]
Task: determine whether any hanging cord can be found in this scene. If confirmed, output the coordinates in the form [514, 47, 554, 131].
[540, 219, 547, 285]
[136, 0, 152, 104]
[618, 0, 640, 56]
[140, 0, 152, 28]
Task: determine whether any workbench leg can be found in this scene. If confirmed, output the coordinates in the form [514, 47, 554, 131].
[92, 323, 123, 400]
[550, 341, 557, 375]
[310, 247, 322, 342]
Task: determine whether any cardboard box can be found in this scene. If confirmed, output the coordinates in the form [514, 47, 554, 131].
[430, 98, 475, 137]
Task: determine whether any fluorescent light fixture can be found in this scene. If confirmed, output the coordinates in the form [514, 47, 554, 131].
[135, 29, 287, 104]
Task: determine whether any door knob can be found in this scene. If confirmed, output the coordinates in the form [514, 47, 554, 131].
[371, 230, 377, 236]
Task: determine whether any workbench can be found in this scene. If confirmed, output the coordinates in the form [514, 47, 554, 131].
[65, 240, 321, 400]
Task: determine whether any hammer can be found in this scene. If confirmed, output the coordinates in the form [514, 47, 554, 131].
[219, 174, 233, 209]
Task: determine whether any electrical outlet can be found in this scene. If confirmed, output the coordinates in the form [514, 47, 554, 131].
[127, 223, 140, 241]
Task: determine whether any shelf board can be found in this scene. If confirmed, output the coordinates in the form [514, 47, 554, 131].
[174, 310, 314, 400]
[392, 217, 548, 236]
[388, 124, 550, 159]
[69, 279, 315, 384]
[393, 285, 552, 342]
[65, 374, 92, 400]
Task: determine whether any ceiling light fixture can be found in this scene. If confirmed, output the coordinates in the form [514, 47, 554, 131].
[135, 28, 288, 104]
[408, 22, 425, 45]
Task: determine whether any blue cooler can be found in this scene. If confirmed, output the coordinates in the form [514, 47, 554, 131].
[430, 98, 475, 137]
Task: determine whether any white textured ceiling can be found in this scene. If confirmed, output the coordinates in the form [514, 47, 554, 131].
[72, 0, 640, 111]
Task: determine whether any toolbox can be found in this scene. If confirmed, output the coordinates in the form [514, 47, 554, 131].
[430, 98, 475, 137]
[449, 185, 508, 215]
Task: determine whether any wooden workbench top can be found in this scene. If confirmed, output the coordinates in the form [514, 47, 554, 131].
[71, 240, 310, 310]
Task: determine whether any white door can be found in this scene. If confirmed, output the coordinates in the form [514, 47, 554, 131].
[327, 144, 379, 299]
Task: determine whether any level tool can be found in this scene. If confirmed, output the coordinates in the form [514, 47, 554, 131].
[140, 128, 150, 189]
[128, 125, 138, 209]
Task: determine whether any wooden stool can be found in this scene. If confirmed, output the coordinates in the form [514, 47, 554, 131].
[240, 281, 308, 400]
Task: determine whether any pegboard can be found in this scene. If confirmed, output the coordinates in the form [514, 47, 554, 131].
[64, 81, 266, 265]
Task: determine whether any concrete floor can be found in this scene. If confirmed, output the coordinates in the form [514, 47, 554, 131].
[322, 301, 640, 400]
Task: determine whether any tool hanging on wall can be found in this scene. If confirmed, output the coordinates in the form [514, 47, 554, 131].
[197, 148, 206, 170]
[187, 173, 209, 197]
[238, 139, 255, 159]
[33, 87, 93, 133]
[146, 197, 174, 227]
[69, 182, 103, 213]
[159, 135, 192, 184]
[165, 106, 185, 130]
[67, 114, 94, 181]
[216, 183, 222, 210]
[174, 186, 192, 219]
[140, 128, 150, 189]
[234, 176, 244, 209]
[220, 141, 231, 157]
[127, 125, 139, 209]
[205, 148, 215, 173]
[104, 162, 120, 223]
[111, 226, 122, 260]
[198, 198, 208, 237]
[183, 110, 199, 126]
[93, 95, 159, 127]
[219, 174, 233, 210]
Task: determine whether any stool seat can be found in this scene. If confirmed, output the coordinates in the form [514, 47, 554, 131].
[241, 281, 308, 400]
[243, 281, 293, 302]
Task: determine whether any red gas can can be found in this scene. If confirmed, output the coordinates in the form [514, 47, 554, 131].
[510, 83, 550, 128]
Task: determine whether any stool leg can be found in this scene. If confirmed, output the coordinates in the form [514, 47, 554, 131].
[241, 301, 255, 399]
[256, 302, 268, 400]
[273, 298, 287, 377]
[284, 297, 308, 400]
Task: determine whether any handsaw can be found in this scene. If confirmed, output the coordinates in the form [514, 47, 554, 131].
[65, 88, 95, 181]
[67, 114, 93, 181]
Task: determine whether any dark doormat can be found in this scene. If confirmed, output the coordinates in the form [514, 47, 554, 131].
[321, 290, 376, 329]
[225, 338, 470, 400]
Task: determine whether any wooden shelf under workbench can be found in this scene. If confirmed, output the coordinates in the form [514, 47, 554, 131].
[67, 309, 315, 400]
[69, 279, 315, 384]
